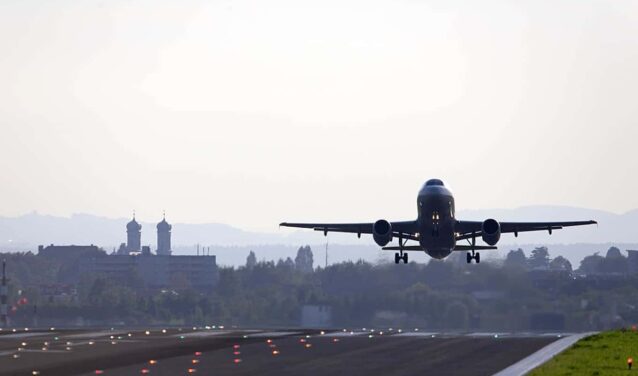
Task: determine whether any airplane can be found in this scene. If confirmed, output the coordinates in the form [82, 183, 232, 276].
[280, 179, 597, 264]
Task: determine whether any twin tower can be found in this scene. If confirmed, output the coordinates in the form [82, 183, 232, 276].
[125, 214, 172, 256]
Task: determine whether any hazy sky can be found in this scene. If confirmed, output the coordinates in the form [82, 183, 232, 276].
[0, 0, 636, 230]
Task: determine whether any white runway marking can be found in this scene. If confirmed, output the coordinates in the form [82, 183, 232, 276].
[173, 331, 231, 338]
[325, 331, 370, 337]
[0, 332, 53, 339]
[245, 331, 301, 338]
[492, 332, 597, 376]
[393, 332, 440, 337]
[64, 331, 126, 339]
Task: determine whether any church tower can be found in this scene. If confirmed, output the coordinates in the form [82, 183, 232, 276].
[126, 214, 142, 252]
[156, 213, 172, 256]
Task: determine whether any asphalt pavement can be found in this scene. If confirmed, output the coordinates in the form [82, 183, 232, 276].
[0, 327, 560, 376]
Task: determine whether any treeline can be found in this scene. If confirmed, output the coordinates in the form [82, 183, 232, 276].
[3, 245, 638, 331]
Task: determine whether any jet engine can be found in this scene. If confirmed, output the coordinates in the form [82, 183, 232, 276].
[481, 218, 501, 245]
[373, 219, 393, 246]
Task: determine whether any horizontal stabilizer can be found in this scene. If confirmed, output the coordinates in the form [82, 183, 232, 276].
[453, 245, 497, 251]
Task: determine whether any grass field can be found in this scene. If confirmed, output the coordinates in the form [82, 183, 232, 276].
[529, 330, 638, 375]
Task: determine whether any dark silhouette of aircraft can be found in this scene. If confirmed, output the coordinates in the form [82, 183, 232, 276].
[280, 179, 597, 264]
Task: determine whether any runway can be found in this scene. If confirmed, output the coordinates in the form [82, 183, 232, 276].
[0, 327, 560, 376]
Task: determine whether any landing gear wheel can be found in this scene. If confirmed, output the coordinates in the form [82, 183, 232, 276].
[466, 252, 472, 264]
[394, 252, 400, 264]
[475, 252, 480, 264]
[402, 253, 408, 264]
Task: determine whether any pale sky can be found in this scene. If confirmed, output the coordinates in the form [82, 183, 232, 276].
[0, 0, 636, 231]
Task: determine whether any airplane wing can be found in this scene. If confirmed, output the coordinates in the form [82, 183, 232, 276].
[455, 219, 597, 241]
[280, 220, 419, 241]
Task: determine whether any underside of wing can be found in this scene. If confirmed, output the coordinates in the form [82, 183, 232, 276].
[455, 219, 597, 241]
[279, 220, 418, 240]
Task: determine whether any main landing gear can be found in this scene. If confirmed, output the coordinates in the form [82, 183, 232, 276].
[395, 236, 408, 264]
[395, 251, 408, 264]
[466, 250, 480, 264]
[466, 232, 480, 264]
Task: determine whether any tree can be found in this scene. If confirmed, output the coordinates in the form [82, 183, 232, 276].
[600, 247, 627, 274]
[578, 253, 604, 275]
[549, 256, 572, 272]
[606, 247, 622, 258]
[295, 245, 314, 273]
[504, 249, 527, 269]
[528, 247, 550, 270]
[246, 251, 257, 269]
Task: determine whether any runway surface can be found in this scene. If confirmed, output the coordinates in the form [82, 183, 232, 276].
[0, 327, 560, 376]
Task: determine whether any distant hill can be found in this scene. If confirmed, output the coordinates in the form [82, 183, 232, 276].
[0, 207, 636, 267]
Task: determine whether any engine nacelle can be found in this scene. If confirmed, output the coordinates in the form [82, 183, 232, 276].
[373, 219, 393, 247]
[481, 218, 501, 245]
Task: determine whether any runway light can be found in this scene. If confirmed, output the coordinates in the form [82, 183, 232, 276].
[89, 341, 95, 345]
[272, 350, 280, 355]
[31, 371, 39, 375]
[299, 338, 306, 343]
[66, 341, 72, 346]
[188, 368, 197, 373]
[128, 333, 132, 337]
[162, 329, 167, 334]
[192, 359, 200, 364]
[21, 342, 27, 346]
[233, 351, 241, 355]
[50, 327, 55, 331]
[398, 329, 402, 333]
[44, 342, 49, 346]
[149, 360, 157, 365]
[266, 339, 272, 344]
[111, 341, 117, 345]
[368, 335, 373, 338]
[494, 334, 499, 339]
[66, 347, 72, 351]
[320, 331, 325, 335]
[232, 345, 240, 350]
[333, 338, 340, 343]
[145, 331, 150, 335]
[140, 368, 150, 374]
[233, 359, 242, 364]
[12, 354, 19, 359]
[95, 371, 104, 375]
[195, 351, 203, 356]
[305, 343, 312, 348]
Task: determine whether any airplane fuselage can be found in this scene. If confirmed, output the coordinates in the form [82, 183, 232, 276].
[417, 181, 456, 259]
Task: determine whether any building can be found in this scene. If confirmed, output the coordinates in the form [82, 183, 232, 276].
[38, 244, 105, 260]
[126, 216, 142, 252]
[156, 215, 172, 256]
[79, 254, 217, 290]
